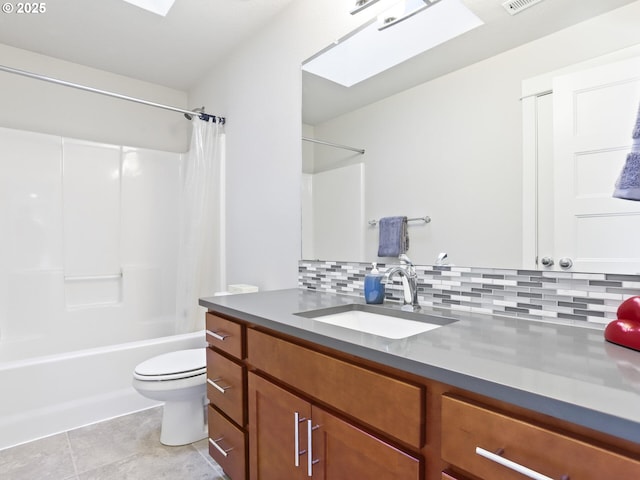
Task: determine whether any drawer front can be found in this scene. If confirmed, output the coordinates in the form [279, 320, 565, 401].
[206, 313, 243, 358]
[441, 472, 465, 480]
[207, 348, 245, 426]
[208, 405, 246, 480]
[441, 395, 640, 480]
[441, 471, 468, 480]
[247, 328, 424, 448]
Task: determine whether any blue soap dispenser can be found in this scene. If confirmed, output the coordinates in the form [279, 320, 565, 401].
[364, 262, 385, 304]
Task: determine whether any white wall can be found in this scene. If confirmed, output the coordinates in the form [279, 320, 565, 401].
[0, 43, 189, 152]
[190, 0, 640, 277]
[309, 163, 365, 261]
[189, 1, 367, 290]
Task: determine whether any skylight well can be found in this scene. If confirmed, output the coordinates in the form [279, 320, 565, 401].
[123, 0, 176, 16]
[303, 0, 484, 87]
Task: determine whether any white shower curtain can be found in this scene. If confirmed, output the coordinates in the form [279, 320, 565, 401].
[175, 116, 225, 333]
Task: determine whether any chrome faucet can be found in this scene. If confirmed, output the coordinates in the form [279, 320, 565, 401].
[382, 254, 421, 311]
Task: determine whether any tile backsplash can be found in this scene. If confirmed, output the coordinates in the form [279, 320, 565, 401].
[298, 260, 640, 327]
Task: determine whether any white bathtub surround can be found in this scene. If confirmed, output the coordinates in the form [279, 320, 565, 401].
[0, 126, 183, 360]
[175, 117, 226, 334]
[0, 125, 204, 449]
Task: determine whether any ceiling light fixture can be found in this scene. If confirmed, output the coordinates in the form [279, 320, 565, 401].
[122, 0, 176, 16]
[350, 0, 382, 15]
[303, 0, 483, 87]
[378, 0, 440, 30]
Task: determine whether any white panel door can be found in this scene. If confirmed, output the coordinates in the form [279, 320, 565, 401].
[553, 56, 640, 273]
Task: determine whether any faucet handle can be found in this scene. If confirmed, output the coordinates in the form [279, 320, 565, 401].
[398, 254, 413, 266]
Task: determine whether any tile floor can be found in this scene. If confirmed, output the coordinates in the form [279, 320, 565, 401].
[0, 407, 228, 480]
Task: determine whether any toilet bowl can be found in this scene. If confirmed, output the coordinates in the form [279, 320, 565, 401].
[132, 348, 207, 446]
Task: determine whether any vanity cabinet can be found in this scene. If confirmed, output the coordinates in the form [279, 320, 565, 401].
[204, 308, 640, 480]
[205, 313, 248, 480]
[441, 395, 640, 480]
[246, 328, 424, 449]
[248, 370, 421, 479]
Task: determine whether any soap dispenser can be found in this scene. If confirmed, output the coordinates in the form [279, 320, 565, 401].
[364, 263, 385, 304]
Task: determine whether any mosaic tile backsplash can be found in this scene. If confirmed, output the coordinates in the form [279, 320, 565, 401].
[298, 260, 640, 327]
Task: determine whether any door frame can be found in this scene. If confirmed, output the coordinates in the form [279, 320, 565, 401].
[521, 44, 640, 271]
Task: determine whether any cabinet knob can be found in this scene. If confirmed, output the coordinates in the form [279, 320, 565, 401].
[540, 257, 554, 267]
[559, 257, 573, 269]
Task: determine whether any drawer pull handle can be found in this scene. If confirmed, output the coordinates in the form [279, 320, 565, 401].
[294, 412, 307, 467]
[209, 437, 233, 457]
[206, 329, 230, 341]
[475, 447, 556, 480]
[207, 378, 231, 394]
[307, 419, 320, 477]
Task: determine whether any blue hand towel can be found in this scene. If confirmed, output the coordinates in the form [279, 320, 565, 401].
[377, 216, 408, 257]
[613, 102, 640, 201]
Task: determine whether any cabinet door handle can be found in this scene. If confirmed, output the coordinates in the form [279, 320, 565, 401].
[209, 437, 233, 457]
[206, 329, 230, 341]
[307, 419, 320, 477]
[207, 378, 231, 394]
[294, 412, 307, 467]
[475, 447, 555, 480]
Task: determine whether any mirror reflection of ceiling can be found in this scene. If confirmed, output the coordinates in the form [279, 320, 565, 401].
[302, 0, 483, 87]
[302, 0, 636, 125]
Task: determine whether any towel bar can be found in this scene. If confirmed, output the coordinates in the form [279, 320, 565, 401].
[368, 216, 431, 226]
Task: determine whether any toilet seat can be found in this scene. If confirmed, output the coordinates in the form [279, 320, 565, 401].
[133, 348, 206, 381]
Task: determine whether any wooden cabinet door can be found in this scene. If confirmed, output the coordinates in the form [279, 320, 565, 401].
[248, 372, 310, 480]
[311, 406, 421, 480]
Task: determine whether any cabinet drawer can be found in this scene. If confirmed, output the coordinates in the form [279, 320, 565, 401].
[207, 348, 245, 426]
[441, 395, 640, 480]
[441, 471, 468, 480]
[206, 313, 243, 358]
[208, 405, 246, 480]
[247, 328, 424, 448]
[441, 472, 464, 480]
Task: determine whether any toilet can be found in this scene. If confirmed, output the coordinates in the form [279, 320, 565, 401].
[132, 348, 207, 446]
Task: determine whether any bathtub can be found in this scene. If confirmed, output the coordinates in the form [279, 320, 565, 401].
[0, 330, 206, 450]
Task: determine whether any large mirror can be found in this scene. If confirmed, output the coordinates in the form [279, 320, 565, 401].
[301, 0, 640, 272]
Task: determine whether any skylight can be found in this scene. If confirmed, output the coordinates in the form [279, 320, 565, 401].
[302, 0, 483, 87]
[123, 0, 176, 16]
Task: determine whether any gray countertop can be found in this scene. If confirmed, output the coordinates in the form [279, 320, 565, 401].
[199, 288, 640, 444]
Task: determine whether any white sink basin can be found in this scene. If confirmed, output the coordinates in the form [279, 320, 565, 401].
[296, 304, 455, 340]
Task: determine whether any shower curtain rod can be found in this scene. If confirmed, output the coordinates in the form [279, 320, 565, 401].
[302, 136, 365, 154]
[0, 63, 225, 123]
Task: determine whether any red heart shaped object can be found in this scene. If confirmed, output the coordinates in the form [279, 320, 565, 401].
[617, 296, 640, 323]
[605, 318, 640, 352]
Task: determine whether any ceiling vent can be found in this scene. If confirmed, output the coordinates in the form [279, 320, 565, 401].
[502, 0, 544, 15]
